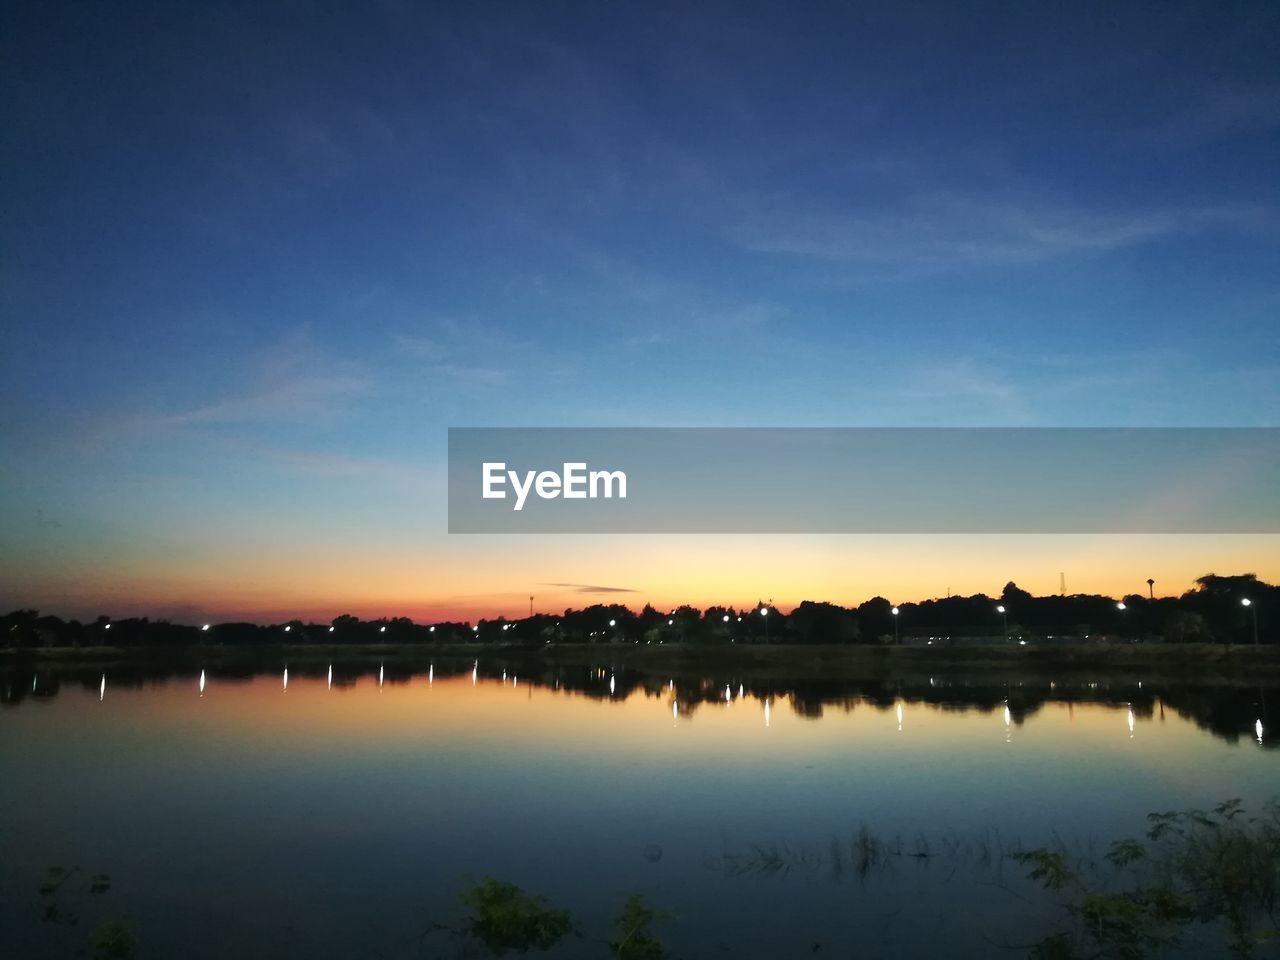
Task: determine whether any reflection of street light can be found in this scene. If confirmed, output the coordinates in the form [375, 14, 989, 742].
[891, 606, 900, 644]
[996, 605, 1008, 641]
[1242, 598, 1258, 646]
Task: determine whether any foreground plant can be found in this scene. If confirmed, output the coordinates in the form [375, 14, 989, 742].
[460, 878, 574, 954]
[1016, 799, 1280, 959]
[611, 895, 667, 959]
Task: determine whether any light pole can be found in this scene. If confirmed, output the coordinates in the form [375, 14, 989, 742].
[1243, 598, 1258, 646]
[891, 606, 900, 644]
[996, 604, 1008, 642]
[761, 605, 770, 644]
[1147, 579, 1155, 600]
[1116, 601, 1127, 640]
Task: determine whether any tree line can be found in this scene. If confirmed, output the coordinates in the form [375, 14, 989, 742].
[2, 573, 1272, 648]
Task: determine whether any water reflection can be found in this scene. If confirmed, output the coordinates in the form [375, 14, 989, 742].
[1, 659, 1276, 749]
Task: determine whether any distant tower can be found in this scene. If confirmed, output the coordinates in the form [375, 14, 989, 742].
[529, 595, 534, 617]
[1060, 572, 1065, 596]
[1147, 579, 1155, 600]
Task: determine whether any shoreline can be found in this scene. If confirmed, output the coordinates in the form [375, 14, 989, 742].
[5, 640, 1280, 683]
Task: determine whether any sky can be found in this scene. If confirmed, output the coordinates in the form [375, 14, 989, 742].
[2, 0, 1278, 622]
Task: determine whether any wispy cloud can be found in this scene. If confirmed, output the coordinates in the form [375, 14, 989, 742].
[893, 357, 1030, 423]
[393, 315, 583, 388]
[539, 581, 638, 594]
[151, 374, 367, 427]
[732, 194, 1263, 272]
[246, 444, 442, 484]
[91, 329, 370, 441]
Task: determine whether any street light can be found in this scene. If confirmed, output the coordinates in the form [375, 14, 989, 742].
[996, 605, 1008, 641]
[891, 606, 900, 645]
[1242, 598, 1258, 646]
[760, 605, 770, 643]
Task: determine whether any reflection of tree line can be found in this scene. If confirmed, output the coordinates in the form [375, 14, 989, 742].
[3, 661, 1273, 749]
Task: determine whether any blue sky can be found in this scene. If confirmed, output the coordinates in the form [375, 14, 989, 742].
[2, 1, 1278, 619]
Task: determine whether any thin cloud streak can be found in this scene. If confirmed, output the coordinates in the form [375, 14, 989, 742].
[733, 195, 1266, 271]
[539, 581, 638, 594]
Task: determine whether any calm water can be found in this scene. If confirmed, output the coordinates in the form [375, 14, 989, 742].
[1, 660, 1276, 958]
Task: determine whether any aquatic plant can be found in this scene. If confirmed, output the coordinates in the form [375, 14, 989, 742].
[460, 878, 574, 954]
[611, 895, 668, 959]
[1017, 798, 1280, 959]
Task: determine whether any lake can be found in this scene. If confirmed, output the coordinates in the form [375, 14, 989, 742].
[2, 658, 1276, 958]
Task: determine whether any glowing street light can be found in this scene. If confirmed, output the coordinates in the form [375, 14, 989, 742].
[891, 606, 900, 645]
[996, 605, 1008, 641]
[760, 604, 770, 644]
[1242, 598, 1258, 646]
[201, 624, 210, 632]
[1116, 602, 1126, 611]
